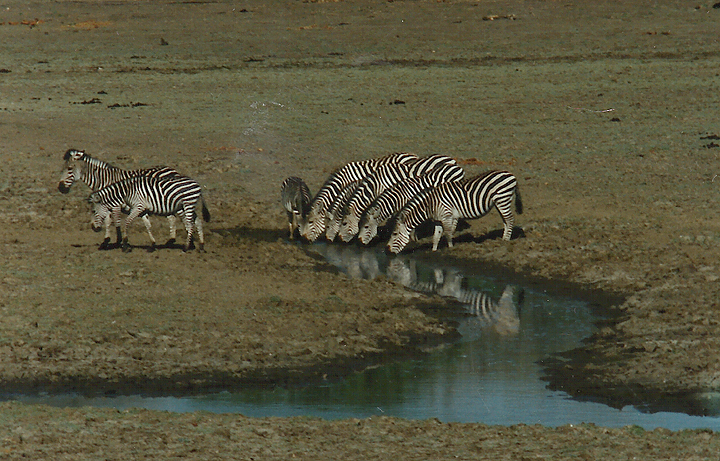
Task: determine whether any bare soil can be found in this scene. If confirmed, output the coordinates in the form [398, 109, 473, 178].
[1, 0, 720, 458]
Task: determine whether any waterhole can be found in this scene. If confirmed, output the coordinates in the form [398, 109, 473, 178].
[6, 243, 720, 430]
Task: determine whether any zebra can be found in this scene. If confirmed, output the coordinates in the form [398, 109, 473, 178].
[280, 177, 312, 239]
[357, 162, 465, 245]
[324, 180, 361, 241]
[58, 148, 182, 249]
[387, 170, 522, 254]
[406, 154, 459, 177]
[300, 152, 418, 242]
[88, 175, 211, 252]
[336, 163, 413, 243]
[338, 155, 461, 243]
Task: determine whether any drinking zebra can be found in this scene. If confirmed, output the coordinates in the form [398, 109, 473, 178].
[336, 163, 412, 243]
[338, 155, 460, 243]
[324, 180, 361, 241]
[280, 176, 312, 239]
[387, 170, 522, 253]
[58, 149, 182, 249]
[357, 162, 465, 245]
[300, 152, 418, 242]
[88, 175, 211, 252]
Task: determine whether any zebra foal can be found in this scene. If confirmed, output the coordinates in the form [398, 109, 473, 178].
[58, 149, 181, 248]
[387, 170, 522, 254]
[88, 175, 211, 252]
[280, 177, 312, 239]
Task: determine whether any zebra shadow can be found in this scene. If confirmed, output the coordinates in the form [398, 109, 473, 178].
[386, 224, 525, 254]
[211, 226, 287, 244]
[454, 225, 526, 245]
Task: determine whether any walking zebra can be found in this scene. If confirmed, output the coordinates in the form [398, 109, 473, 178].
[301, 152, 418, 242]
[338, 155, 460, 243]
[357, 162, 465, 245]
[387, 170, 522, 253]
[58, 149, 182, 248]
[88, 175, 211, 252]
[280, 177, 312, 239]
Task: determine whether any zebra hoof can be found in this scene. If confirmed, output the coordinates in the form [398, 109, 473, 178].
[122, 243, 132, 253]
[98, 238, 112, 250]
[147, 246, 156, 253]
[164, 238, 176, 247]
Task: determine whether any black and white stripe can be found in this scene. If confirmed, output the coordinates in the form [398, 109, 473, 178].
[58, 149, 182, 248]
[387, 170, 522, 253]
[300, 152, 418, 242]
[88, 175, 211, 252]
[325, 180, 361, 241]
[280, 177, 312, 239]
[338, 155, 462, 242]
[336, 163, 413, 242]
[357, 162, 465, 245]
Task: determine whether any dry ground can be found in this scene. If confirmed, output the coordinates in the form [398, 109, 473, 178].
[1, 0, 720, 458]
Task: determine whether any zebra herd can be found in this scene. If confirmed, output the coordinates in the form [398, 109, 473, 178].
[281, 152, 522, 253]
[59, 148, 520, 255]
[58, 149, 210, 252]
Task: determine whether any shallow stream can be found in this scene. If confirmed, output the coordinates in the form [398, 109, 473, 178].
[7, 243, 720, 430]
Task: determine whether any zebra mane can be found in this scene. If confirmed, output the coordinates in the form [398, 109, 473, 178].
[83, 154, 122, 171]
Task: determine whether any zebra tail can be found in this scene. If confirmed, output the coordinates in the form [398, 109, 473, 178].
[201, 196, 211, 222]
[515, 187, 523, 215]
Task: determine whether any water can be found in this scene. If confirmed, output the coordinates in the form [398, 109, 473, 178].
[6, 243, 720, 430]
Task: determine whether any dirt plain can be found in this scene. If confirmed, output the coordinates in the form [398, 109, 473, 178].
[1, 0, 720, 458]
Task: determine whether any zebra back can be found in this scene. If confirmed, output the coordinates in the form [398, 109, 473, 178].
[406, 154, 457, 177]
[454, 171, 518, 219]
[59, 148, 180, 193]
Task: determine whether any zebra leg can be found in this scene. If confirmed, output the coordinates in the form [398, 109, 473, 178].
[289, 212, 298, 239]
[432, 224, 443, 251]
[166, 215, 177, 246]
[181, 205, 196, 252]
[140, 216, 158, 252]
[98, 213, 114, 250]
[121, 206, 144, 253]
[195, 214, 206, 252]
[495, 198, 515, 241]
[444, 218, 460, 249]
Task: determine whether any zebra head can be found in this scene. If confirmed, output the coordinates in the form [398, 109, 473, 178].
[324, 210, 342, 242]
[338, 212, 361, 243]
[357, 214, 379, 245]
[387, 220, 412, 254]
[58, 149, 86, 194]
[87, 192, 109, 233]
[301, 205, 327, 242]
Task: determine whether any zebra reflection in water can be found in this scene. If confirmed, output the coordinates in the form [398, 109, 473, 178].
[409, 267, 521, 337]
[309, 244, 521, 337]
